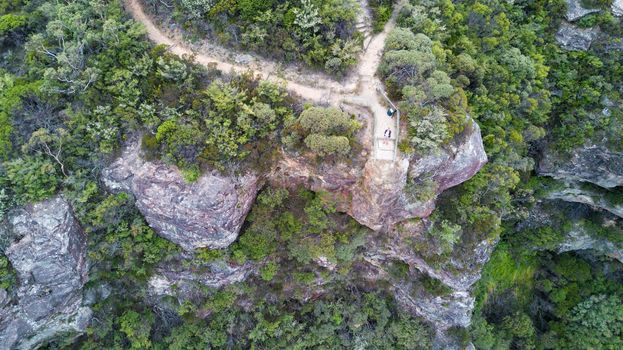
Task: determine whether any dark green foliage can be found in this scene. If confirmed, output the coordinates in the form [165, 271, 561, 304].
[286, 106, 361, 157]
[369, 0, 395, 32]
[0, 255, 15, 290]
[4, 156, 59, 204]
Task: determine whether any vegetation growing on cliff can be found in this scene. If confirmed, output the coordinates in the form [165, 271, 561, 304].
[396, 0, 623, 347]
[1, 0, 623, 348]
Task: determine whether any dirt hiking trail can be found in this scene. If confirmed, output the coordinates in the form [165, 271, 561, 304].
[124, 0, 404, 160]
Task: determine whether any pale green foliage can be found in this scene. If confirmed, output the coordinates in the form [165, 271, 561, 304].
[499, 47, 536, 81]
[430, 219, 462, 255]
[304, 134, 351, 157]
[385, 29, 433, 52]
[156, 56, 188, 81]
[409, 106, 450, 152]
[294, 0, 322, 33]
[179, 0, 215, 19]
[425, 70, 454, 100]
[25, 1, 108, 95]
[298, 107, 359, 135]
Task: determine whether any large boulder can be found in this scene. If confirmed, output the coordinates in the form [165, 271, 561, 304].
[556, 22, 599, 51]
[102, 139, 260, 251]
[351, 158, 435, 231]
[0, 197, 91, 349]
[539, 145, 623, 188]
[565, 0, 599, 21]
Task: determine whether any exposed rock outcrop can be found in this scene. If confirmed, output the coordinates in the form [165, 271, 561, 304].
[517, 199, 623, 263]
[410, 120, 488, 194]
[545, 183, 623, 219]
[271, 118, 487, 231]
[556, 22, 599, 51]
[395, 286, 474, 329]
[565, 0, 599, 21]
[102, 139, 260, 251]
[613, 0, 623, 16]
[558, 225, 623, 262]
[148, 257, 255, 298]
[362, 218, 496, 331]
[539, 145, 623, 188]
[0, 197, 91, 349]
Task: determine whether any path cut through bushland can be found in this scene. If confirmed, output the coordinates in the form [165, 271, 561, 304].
[124, 0, 404, 160]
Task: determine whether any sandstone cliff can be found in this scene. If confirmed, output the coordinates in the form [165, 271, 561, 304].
[102, 139, 260, 251]
[0, 197, 91, 349]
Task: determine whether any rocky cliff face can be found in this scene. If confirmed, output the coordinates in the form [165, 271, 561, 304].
[102, 139, 260, 251]
[271, 118, 487, 231]
[545, 183, 623, 219]
[147, 253, 256, 299]
[0, 197, 91, 349]
[539, 145, 623, 188]
[558, 225, 623, 263]
[556, 22, 599, 51]
[361, 217, 495, 334]
[565, 0, 600, 21]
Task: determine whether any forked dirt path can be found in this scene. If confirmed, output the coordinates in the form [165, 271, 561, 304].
[124, 0, 404, 160]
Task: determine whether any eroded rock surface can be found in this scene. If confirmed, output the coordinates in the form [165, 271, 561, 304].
[148, 257, 255, 298]
[410, 120, 487, 194]
[613, 0, 623, 16]
[565, 0, 599, 21]
[545, 184, 623, 218]
[539, 145, 623, 188]
[0, 197, 91, 349]
[558, 225, 623, 262]
[270, 118, 487, 231]
[362, 218, 495, 332]
[556, 22, 599, 50]
[102, 139, 260, 251]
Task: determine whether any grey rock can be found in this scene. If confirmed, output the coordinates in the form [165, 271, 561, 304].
[520, 199, 623, 262]
[410, 119, 488, 194]
[0, 197, 91, 349]
[539, 145, 623, 188]
[83, 284, 112, 306]
[234, 54, 254, 65]
[147, 255, 255, 300]
[556, 22, 599, 51]
[394, 285, 474, 330]
[102, 139, 260, 251]
[351, 158, 435, 231]
[545, 183, 623, 218]
[362, 218, 496, 331]
[558, 225, 623, 262]
[613, 0, 623, 16]
[565, 0, 599, 21]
